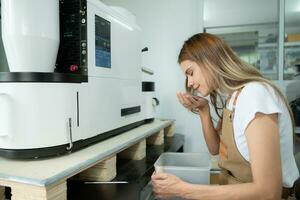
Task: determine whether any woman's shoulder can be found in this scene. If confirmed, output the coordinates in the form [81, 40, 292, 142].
[236, 81, 283, 113]
[240, 81, 276, 100]
[243, 81, 272, 92]
[234, 81, 285, 132]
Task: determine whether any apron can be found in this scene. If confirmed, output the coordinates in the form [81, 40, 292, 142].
[218, 89, 295, 199]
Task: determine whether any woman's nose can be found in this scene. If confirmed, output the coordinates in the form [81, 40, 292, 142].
[187, 77, 193, 88]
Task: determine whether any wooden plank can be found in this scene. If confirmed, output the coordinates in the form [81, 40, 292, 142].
[164, 123, 175, 137]
[77, 155, 116, 181]
[147, 130, 164, 145]
[9, 181, 66, 200]
[0, 186, 5, 200]
[0, 119, 174, 187]
[118, 139, 146, 160]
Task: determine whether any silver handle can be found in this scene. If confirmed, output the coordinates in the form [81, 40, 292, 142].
[152, 97, 160, 106]
[66, 118, 73, 151]
[142, 67, 154, 75]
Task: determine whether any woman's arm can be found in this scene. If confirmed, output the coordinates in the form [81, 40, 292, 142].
[152, 113, 282, 200]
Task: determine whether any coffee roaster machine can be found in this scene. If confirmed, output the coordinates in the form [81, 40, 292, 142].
[0, 0, 158, 158]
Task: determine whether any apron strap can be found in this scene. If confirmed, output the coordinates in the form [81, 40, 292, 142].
[226, 89, 242, 109]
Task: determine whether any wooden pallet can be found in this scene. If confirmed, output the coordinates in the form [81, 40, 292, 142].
[75, 121, 175, 182]
[0, 186, 4, 200]
[75, 155, 117, 182]
[118, 139, 146, 160]
[0, 119, 175, 200]
[146, 123, 175, 145]
[10, 181, 66, 200]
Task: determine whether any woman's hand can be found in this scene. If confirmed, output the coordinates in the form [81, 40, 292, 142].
[151, 171, 186, 199]
[176, 92, 209, 113]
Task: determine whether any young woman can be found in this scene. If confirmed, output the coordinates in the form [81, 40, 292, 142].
[151, 33, 299, 200]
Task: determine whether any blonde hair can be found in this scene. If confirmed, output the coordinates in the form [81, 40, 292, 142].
[178, 33, 295, 132]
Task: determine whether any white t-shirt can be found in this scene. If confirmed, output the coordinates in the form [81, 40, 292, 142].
[226, 82, 299, 187]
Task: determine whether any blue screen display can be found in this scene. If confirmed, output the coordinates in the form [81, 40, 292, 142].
[95, 15, 111, 68]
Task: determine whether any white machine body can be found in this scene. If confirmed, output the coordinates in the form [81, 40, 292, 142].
[0, 0, 147, 156]
[1, 0, 60, 72]
[141, 69, 159, 121]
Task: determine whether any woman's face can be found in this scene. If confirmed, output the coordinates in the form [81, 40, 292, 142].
[180, 60, 211, 97]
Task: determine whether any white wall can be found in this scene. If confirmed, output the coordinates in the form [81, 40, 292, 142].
[101, 0, 208, 153]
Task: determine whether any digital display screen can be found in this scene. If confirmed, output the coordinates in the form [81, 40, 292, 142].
[95, 15, 111, 68]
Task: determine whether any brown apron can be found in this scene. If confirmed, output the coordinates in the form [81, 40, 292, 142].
[218, 90, 295, 199]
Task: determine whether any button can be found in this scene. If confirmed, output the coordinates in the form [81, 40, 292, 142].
[81, 18, 86, 24]
[80, 10, 86, 15]
[70, 64, 78, 72]
[81, 42, 87, 47]
[82, 50, 86, 55]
